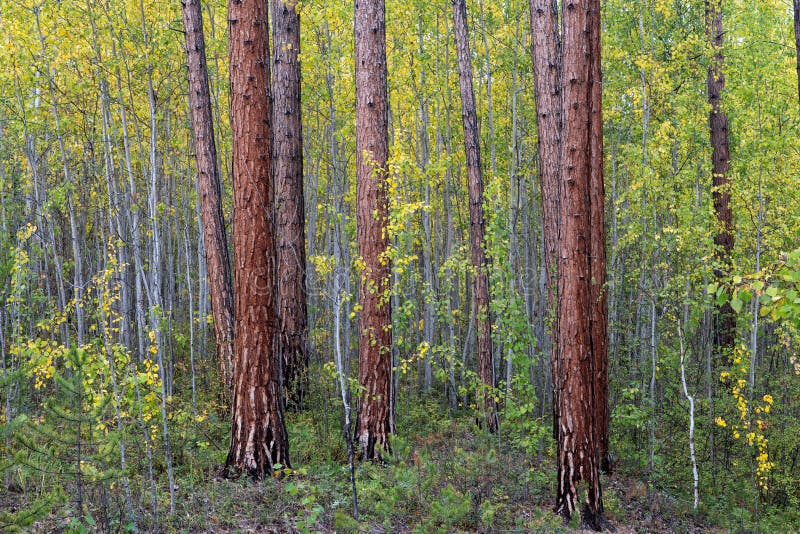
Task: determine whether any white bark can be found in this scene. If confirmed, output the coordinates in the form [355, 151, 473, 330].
[678, 322, 699, 510]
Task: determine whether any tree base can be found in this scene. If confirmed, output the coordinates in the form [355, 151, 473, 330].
[580, 506, 615, 532]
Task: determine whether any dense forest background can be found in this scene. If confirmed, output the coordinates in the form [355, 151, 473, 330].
[1, 0, 799, 531]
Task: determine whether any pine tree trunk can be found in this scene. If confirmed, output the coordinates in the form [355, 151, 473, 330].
[528, 0, 562, 443]
[452, 0, 498, 433]
[588, 0, 610, 474]
[181, 0, 235, 391]
[272, 0, 309, 411]
[226, 0, 290, 478]
[707, 0, 735, 364]
[354, 0, 392, 460]
[555, 0, 603, 527]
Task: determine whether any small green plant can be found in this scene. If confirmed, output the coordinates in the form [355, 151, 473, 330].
[425, 484, 471, 532]
[333, 509, 360, 533]
[285, 476, 325, 533]
[479, 498, 499, 529]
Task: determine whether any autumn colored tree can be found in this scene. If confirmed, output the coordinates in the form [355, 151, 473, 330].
[272, 0, 309, 411]
[180, 0, 235, 391]
[354, 0, 392, 460]
[226, 0, 289, 477]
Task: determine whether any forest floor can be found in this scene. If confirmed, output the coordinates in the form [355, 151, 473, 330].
[14, 397, 731, 533]
[152, 399, 724, 533]
[173, 440, 721, 534]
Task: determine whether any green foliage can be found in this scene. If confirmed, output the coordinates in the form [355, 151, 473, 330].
[611, 385, 650, 469]
[0, 490, 65, 532]
[11, 347, 120, 526]
[419, 484, 471, 533]
[285, 476, 325, 534]
[503, 375, 548, 457]
[332, 509, 361, 533]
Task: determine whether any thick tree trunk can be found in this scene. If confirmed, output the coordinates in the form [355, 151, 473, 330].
[181, 0, 235, 391]
[272, 0, 309, 411]
[530, 0, 608, 522]
[588, 0, 610, 474]
[707, 0, 735, 364]
[354, 0, 392, 460]
[452, 0, 498, 434]
[555, 0, 603, 528]
[226, 0, 290, 478]
[528, 0, 562, 312]
[528, 0, 562, 443]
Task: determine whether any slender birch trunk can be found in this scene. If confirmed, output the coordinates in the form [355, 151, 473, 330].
[678, 323, 699, 510]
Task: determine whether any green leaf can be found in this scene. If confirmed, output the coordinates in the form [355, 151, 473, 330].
[765, 286, 779, 297]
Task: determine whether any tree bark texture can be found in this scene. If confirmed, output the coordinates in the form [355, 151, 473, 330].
[706, 0, 735, 363]
[180, 0, 235, 391]
[529, 0, 609, 506]
[226, 0, 290, 478]
[528, 0, 562, 313]
[588, 0, 610, 475]
[354, 0, 392, 460]
[528, 0, 562, 444]
[452, 0, 498, 434]
[272, 0, 309, 411]
[554, 0, 603, 527]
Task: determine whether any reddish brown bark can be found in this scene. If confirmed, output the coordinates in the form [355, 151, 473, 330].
[272, 0, 308, 411]
[354, 0, 392, 460]
[452, 0, 498, 434]
[530, 0, 608, 521]
[707, 0, 735, 363]
[226, 0, 289, 478]
[554, 0, 603, 528]
[528, 0, 562, 443]
[180, 0, 235, 392]
[528, 0, 561, 309]
[588, 0, 610, 475]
